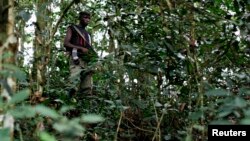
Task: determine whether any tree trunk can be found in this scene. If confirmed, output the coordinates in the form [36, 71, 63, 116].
[0, 0, 18, 140]
[31, 0, 49, 94]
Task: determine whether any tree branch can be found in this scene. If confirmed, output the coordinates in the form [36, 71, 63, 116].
[46, 0, 75, 46]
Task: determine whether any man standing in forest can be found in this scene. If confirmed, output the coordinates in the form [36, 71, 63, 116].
[64, 11, 94, 97]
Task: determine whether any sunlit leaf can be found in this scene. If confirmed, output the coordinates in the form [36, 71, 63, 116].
[53, 122, 68, 133]
[81, 114, 105, 123]
[53, 118, 85, 136]
[59, 106, 74, 114]
[39, 131, 57, 141]
[104, 100, 114, 105]
[193, 124, 205, 131]
[122, 106, 130, 110]
[155, 101, 163, 107]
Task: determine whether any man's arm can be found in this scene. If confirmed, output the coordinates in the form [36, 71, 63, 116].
[63, 27, 88, 53]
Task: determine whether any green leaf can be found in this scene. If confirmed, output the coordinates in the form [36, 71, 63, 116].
[0, 97, 4, 108]
[9, 105, 36, 118]
[133, 99, 147, 109]
[243, 108, 250, 116]
[35, 105, 60, 119]
[189, 111, 203, 121]
[185, 134, 192, 141]
[234, 96, 247, 108]
[155, 101, 163, 107]
[2, 64, 27, 81]
[39, 131, 57, 141]
[193, 124, 205, 131]
[240, 118, 250, 125]
[0, 128, 11, 141]
[239, 87, 250, 96]
[209, 120, 233, 125]
[217, 109, 232, 118]
[9, 89, 30, 104]
[205, 89, 230, 97]
[0, 52, 13, 61]
[104, 100, 114, 105]
[164, 134, 171, 141]
[53, 118, 85, 136]
[81, 114, 105, 123]
[59, 106, 74, 114]
[53, 118, 69, 133]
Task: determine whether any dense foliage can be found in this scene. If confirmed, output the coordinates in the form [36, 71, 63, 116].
[1, 0, 250, 141]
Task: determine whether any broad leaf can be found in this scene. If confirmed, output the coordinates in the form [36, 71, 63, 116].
[39, 131, 57, 141]
[9, 105, 36, 118]
[9, 89, 30, 104]
[0, 128, 11, 141]
[205, 89, 230, 97]
[81, 114, 105, 123]
[35, 105, 60, 119]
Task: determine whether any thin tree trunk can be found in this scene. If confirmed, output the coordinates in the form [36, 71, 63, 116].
[31, 0, 49, 94]
[0, 0, 18, 140]
[31, 0, 75, 95]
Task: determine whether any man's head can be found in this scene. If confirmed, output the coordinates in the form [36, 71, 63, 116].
[79, 11, 91, 26]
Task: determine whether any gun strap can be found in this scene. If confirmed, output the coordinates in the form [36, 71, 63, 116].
[72, 25, 91, 47]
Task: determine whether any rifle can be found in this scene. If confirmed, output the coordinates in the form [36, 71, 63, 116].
[80, 47, 98, 63]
